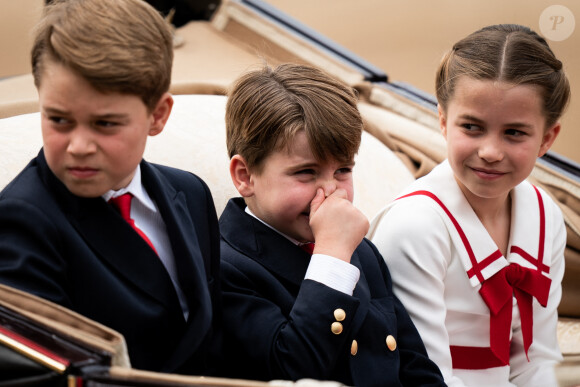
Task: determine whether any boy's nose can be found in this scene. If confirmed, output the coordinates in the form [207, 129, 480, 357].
[320, 179, 337, 197]
[67, 129, 97, 155]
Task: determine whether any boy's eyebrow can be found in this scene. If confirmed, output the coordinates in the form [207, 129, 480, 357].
[289, 160, 355, 169]
[289, 161, 318, 169]
[92, 113, 129, 120]
[43, 107, 128, 120]
[43, 107, 69, 115]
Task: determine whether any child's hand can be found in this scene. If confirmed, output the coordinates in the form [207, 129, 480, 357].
[309, 188, 369, 262]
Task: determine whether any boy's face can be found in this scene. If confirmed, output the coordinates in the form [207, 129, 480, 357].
[244, 131, 355, 243]
[38, 61, 170, 198]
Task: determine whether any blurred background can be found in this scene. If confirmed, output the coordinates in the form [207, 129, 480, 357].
[1, 0, 578, 163]
[266, 0, 579, 164]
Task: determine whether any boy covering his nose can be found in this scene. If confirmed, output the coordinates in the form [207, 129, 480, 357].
[219, 63, 445, 386]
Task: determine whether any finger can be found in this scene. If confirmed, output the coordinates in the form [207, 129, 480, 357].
[327, 187, 348, 200]
[309, 188, 326, 216]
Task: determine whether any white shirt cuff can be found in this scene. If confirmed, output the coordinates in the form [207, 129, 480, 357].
[304, 254, 360, 295]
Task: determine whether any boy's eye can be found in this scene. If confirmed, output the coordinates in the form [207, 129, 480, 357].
[49, 116, 70, 125]
[94, 120, 119, 128]
[336, 167, 353, 175]
[296, 169, 315, 175]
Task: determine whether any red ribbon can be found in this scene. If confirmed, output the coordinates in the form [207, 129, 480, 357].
[478, 263, 551, 364]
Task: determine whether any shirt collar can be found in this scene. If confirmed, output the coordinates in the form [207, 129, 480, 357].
[102, 165, 157, 212]
[244, 206, 302, 246]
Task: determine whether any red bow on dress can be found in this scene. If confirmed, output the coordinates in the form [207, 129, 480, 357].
[478, 263, 551, 365]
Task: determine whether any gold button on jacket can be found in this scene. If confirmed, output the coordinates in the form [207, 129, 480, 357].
[331, 321, 343, 335]
[386, 335, 397, 351]
[333, 308, 346, 322]
[350, 340, 358, 356]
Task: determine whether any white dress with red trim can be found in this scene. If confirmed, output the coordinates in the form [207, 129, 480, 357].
[369, 160, 565, 387]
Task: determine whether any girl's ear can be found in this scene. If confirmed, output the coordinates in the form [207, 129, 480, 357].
[149, 93, 174, 136]
[230, 155, 254, 197]
[538, 122, 561, 157]
[438, 104, 448, 138]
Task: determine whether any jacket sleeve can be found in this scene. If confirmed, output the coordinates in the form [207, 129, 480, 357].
[0, 197, 72, 307]
[220, 248, 360, 382]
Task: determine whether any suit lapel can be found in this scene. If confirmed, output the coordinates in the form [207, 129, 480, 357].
[76, 200, 182, 309]
[140, 162, 214, 369]
[220, 198, 310, 288]
[38, 151, 183, 314]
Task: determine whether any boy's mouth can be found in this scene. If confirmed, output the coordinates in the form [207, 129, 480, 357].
[68, 166, 99, 179]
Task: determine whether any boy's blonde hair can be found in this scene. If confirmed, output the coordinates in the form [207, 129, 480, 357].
[226, 63, 363, 173]
[32, 0, 173, 112]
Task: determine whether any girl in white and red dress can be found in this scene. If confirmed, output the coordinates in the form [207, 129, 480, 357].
[369, 24, 570, 386]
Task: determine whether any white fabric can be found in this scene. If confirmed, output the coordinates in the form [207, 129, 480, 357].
[369, 160, 565, 387]
[304, 254, 360, 295]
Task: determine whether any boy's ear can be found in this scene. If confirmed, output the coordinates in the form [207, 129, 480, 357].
[148, 92, 174, 136]
[538, 121, 561, 157]
[230, 155, 254, 197]
[438, 104, 447, 138]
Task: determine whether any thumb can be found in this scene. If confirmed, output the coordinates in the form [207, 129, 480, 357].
[309, 188, 326, 217]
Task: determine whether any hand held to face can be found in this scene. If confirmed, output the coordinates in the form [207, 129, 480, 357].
[309, 188, 369, 262]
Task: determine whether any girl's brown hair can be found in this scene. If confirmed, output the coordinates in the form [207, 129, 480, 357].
[436, 24, 570, 127]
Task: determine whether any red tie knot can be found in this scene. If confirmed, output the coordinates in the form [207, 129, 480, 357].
[109, 193, 133, 221]
[300, 242, 315, 255]
[505, 263, 525, 287]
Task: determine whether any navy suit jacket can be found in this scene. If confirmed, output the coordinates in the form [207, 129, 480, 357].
[0, 150, 222, 374]
[219, 198, 445, 386]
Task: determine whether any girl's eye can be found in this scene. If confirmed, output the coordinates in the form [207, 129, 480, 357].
[461, 123, 481, 131]
[505, 128, 526, 137]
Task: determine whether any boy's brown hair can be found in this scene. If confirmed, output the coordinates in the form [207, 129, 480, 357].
[436, 24, 570, 128]
[226, 63, 363, 173]
[31, 0, 173, 112]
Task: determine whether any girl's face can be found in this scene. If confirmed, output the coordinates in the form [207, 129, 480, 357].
[439, 77, 560, 206]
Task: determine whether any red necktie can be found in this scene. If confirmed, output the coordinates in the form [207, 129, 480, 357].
[109, 193, 158, 254]
[300, 242, 315, 255]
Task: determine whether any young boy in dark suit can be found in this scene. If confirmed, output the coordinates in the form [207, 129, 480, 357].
[220, 63, 445, 386]
[0, 0, 221, 375]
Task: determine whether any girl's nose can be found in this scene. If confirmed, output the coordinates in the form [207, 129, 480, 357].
[478, 136, 504, 163]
